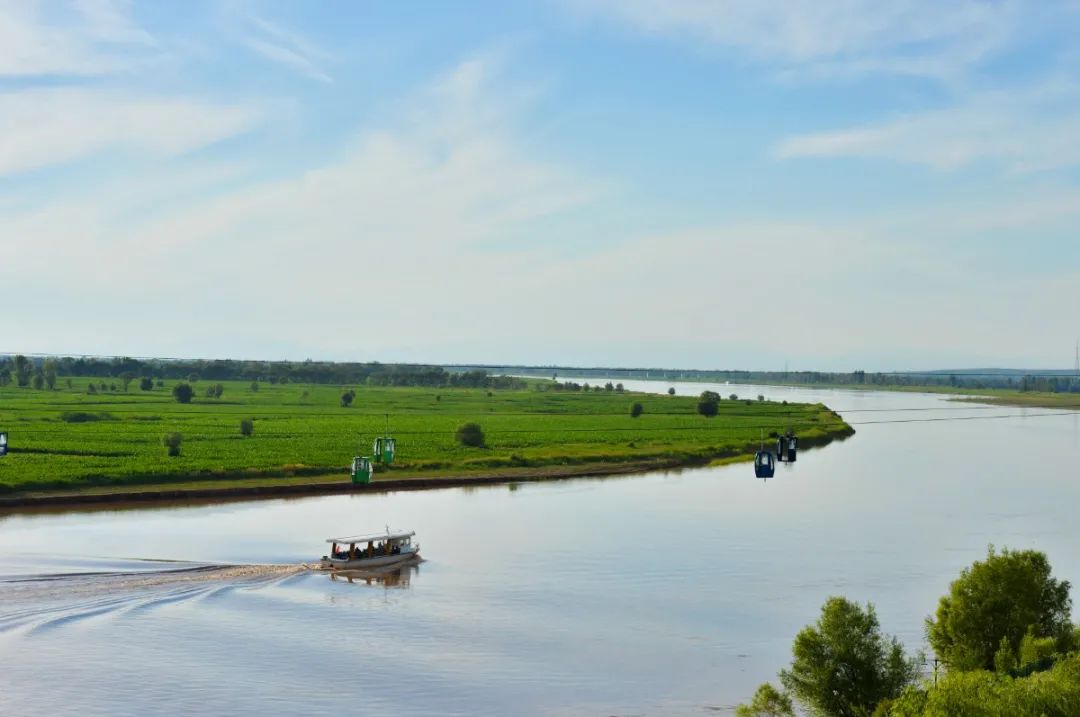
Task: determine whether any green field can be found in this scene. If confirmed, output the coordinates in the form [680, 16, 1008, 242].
[0, 379, 852, 495]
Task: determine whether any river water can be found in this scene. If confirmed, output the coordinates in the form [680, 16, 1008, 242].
[1, 381, 1078, 716]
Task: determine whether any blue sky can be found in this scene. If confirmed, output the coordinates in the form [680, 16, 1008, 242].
[2, 0, 1079, 371]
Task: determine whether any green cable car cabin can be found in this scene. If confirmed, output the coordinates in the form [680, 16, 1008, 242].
[351, 456, 372, 484]
[373, 437, 396, 465]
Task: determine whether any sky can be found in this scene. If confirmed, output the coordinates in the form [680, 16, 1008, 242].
[1, 0, 1079, 371]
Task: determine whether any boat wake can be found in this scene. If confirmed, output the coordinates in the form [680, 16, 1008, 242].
[0, 562, 310, 635]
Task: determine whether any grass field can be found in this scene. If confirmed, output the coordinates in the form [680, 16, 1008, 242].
[0, 379, 852, 495]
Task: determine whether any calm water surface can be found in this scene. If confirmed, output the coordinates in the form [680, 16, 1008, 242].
[1, 381, 1078, 716]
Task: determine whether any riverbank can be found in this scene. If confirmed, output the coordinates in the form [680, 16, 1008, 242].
[0, 379, 853, 502]
[0, 427, 853, 509]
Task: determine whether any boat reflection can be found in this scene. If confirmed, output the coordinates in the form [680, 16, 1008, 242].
[326, 559, 420, 588]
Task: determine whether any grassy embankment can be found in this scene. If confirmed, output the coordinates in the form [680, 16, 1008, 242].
[0, 379, 852, 498]
[694, 380, 1080, 409]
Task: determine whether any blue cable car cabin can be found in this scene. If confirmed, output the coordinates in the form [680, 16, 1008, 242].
[754, 450, 775, 478]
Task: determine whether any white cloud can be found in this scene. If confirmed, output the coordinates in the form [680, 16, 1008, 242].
[241, 14, 332, 83]
[0, 0, 153, 76]
[0, 88, 262, 177]
[566, 0, 1024, 80]
[774, 84, 1080, 172]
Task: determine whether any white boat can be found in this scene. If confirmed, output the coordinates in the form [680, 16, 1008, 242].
[320, 530, 419, 570]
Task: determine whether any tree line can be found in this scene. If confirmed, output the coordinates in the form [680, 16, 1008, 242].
[737, 547, 1080, 716]
[0, 355, 524, 390]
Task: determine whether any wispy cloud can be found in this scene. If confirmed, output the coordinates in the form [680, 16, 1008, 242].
[774, 83, 1080, 172]
[0, 0, 153, 76]
[0, 88, 262, 177]
[566, 0, 1032, 82]
[241, 14, 332, 83]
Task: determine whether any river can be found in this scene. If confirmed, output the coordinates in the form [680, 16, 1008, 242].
[1, 381, 1077, 716]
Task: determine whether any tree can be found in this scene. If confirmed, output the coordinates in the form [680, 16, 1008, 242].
[0, 369, 10, 386]
[697, 390, 720, 417]
[926, 547, 1072, 672]
[735, 683, 794, 717]
[340, 389, 356, 407]
[630, 402, 644, 418]
[43, 359, 57, 390]
[119, 371, 135, 392]
[604, 382, 614, 391]
[668, 387, 675, 396]
[240, 419, 254, 437]
[32, 372, 44, 390]
[615, 382, 625, 392]
[172, 382, 194, 404]
[758, 394, 765, 402]
[729, 393, 739, 401]
[87, 383, 97, 395]
[14, 354, 31, 387]
[456, 422, 485, 447]
[779, 597, 918, 717]
[250, 381, 259, 392]
[140, 377, 154, 391]
[187, 373, 199, 383]
[162, 432, 183, 457]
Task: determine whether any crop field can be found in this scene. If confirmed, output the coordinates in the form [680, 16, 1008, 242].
[0, 379, 852, 494]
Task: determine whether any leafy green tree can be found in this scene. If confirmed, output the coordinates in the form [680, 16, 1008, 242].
[779, 597, 918, 717]
[14, 354, 31, 387]
[630, 402, 644, 418]
[240, 419, 254, 437]
[926, 547, 1072, 672]
[615, 382, 625, 392]
[87, 383, 97, 395]
[172, 382, 194, 404]
[162, 432, 182, 457]
[667, 387, 675, 396]
[697, 391, 720, 417]
[736, 683, 795, 717]
[455, 422, 485, 447]
[0, 369, 10, 386]
[140, 377, 154, 391]
[340, 389, 355, 407]
[889, 653, 1080, 717]
[32, 372, 44, 390]
[119, 371, 135, 391]
[250, 381, 259, 392]
[604, 382, 614, 391]
[729, 393, 739, 401]
[43, 359, 57, 389]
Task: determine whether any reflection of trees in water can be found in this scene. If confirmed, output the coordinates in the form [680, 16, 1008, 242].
[328, 562, 418, 588]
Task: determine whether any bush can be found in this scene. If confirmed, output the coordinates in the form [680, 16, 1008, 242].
[697, 398, 719, 417]
[87, 383, 97, 395]
[758, 394, 765, 401]
[630, 402, 644, 418]
[735, 683, 794, 717]
[162, 432, 182, 457]
[172, 383, 194, 404]
[250, 381, 259, 392]
[456, 422, 485, 447]
[668, 387, 675, 396]
[240, 419, 254, 437]
[140, 377, 153, 391]
[340, 389, 356, 408]
[59, 412, 113, 423]
[729, 393, 739, 401]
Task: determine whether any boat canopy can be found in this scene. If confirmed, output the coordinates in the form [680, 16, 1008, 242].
[326, 530, 415, 544]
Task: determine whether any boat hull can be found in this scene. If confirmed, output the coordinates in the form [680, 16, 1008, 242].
[320, 549, 419, 570]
